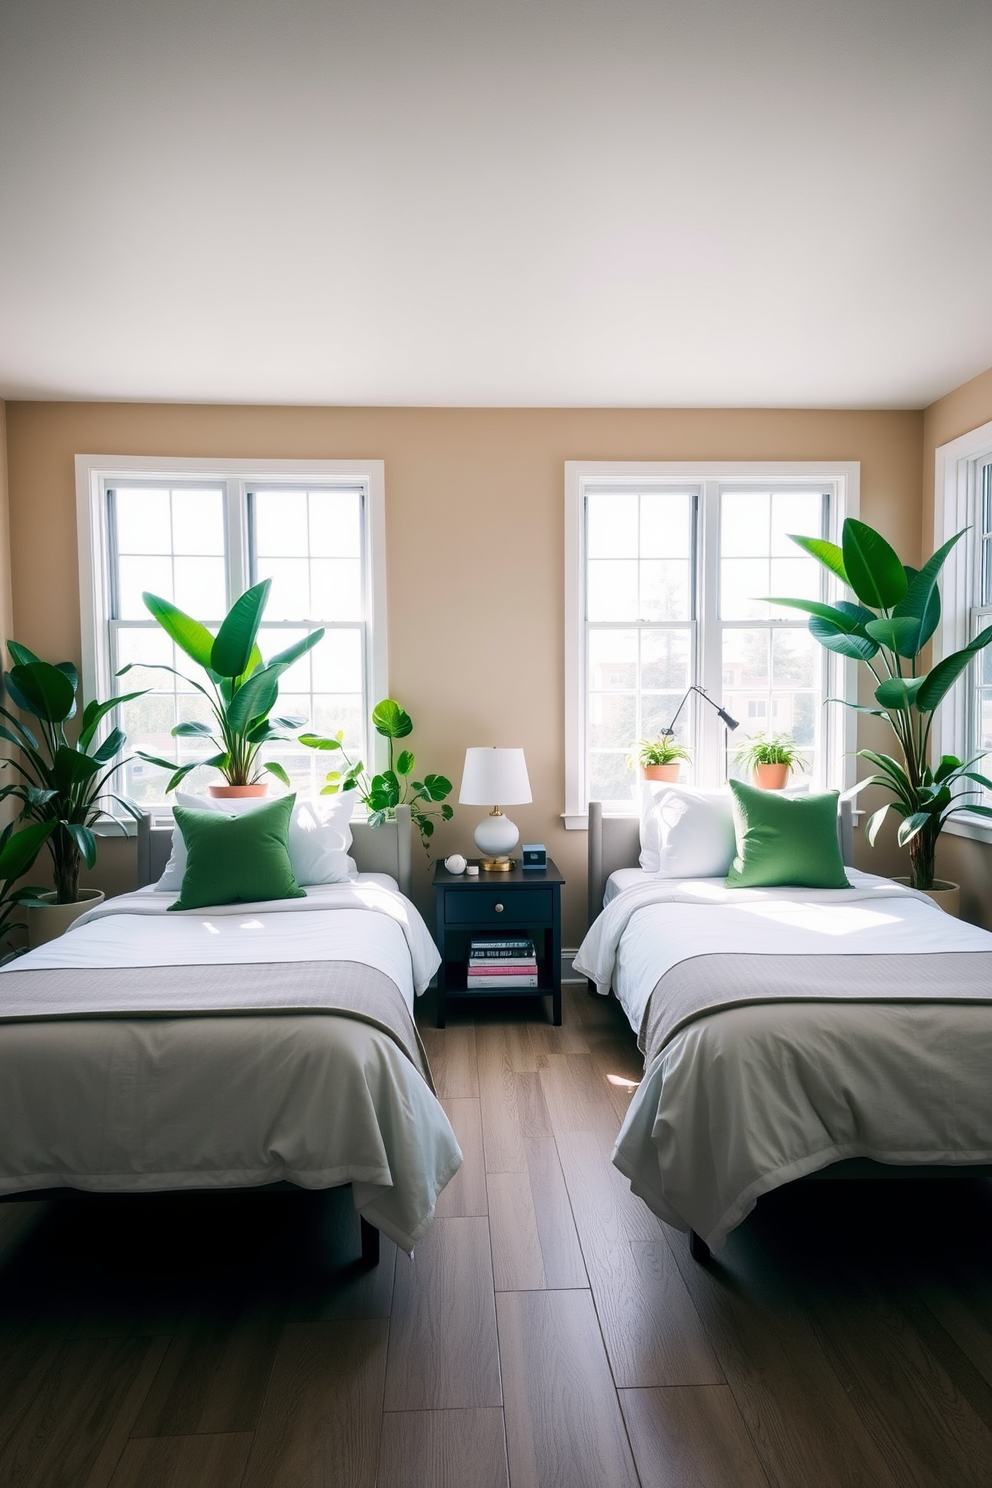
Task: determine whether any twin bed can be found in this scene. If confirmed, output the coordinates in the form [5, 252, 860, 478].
[0, 804, 461, 1256]
[577, 797, 992, 1258]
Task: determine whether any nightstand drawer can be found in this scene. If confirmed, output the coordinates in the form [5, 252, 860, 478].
[444, 887, 553, 925]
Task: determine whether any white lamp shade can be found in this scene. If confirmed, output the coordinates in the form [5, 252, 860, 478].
[459, 747, 532, 806]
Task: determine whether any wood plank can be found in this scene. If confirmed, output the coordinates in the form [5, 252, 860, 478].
[241, 1320, 387, 1488]
[384, 1217, 501, 1411]
[435, 1098, 488, 1218]
[557, 1129, 722, 1387]
[497, 1289, 639, 1488]
[377, 1408, 508, 1488]
[488, 1171, 546, 1291]
[131, 1305, 281, 1436]
[522, 1138, 588, 1290]
[669, 1219, 907, 1488]
[107, 1432, 252, 1488]
[514, 1071, 553, 1137]
[537, 1052, 620, 1139]
[419, 1024, 479, 1098]
[477, 1024, 528, 1174]
[0, 1334, 169, 1488]
[620, 1384, 770, 1488]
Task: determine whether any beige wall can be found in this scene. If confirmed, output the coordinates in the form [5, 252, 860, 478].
[922, 362, 992, 925]
[4, 402, 924, 942]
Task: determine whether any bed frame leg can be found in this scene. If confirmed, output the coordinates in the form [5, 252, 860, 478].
[689, 1229, 711, 1264]
[359, 1215, 380, 1268]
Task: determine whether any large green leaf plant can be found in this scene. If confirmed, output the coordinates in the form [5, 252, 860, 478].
[769, 518, 992, 890]
[0, 642, 146, 903]
[121, 580, 324, 792]
[301, 699, 453, 855]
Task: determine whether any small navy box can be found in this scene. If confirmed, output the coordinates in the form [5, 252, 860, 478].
[521, 844, 547, 870]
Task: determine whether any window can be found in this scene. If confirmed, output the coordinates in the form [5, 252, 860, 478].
[564, 461, 860, 824]
[933, 419, 992, 838]
[76, 456, 386, 813]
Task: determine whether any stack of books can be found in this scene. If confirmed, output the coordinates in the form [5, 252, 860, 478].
[466, 936, 538, 988]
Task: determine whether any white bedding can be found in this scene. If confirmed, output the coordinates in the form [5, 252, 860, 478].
[0, 880, 458, 1252]
[573, 870, 992, 1252]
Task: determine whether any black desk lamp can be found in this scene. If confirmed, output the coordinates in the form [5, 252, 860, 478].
[662, 685, 740, 738]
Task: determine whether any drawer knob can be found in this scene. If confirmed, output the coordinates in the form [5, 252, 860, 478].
[494, 902, 504, 913]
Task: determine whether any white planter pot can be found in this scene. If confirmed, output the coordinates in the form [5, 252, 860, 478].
[26, 889, 105, 948]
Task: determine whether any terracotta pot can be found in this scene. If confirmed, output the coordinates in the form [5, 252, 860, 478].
[752, 762, 790, 790]
[27, 889, 105, 949]
[893, 877, 960, 917]
[641, 764, 681, 782]
[208, 783, 269, 799]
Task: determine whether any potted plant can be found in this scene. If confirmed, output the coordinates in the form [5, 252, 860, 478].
[632, 737, 692, 783]
[300, 699, 453, 855]
[0, 642, 146, 944]
[122, 580, 324, 797]
[769, 517, 992, 898]
[734, 731, 808, 790]
[0, 820, 58, 960]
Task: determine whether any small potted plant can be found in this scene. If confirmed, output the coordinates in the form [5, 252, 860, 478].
[734, 731, 808, 790]
[301, 699, 453, 855]
[122, 580, 324, 797]
[632, 737, 692, 783]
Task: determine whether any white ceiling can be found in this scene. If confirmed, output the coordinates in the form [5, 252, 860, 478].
[1, 0, 990, 409]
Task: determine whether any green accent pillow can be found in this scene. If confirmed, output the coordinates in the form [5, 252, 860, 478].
[725, 780, 851, 890]
[169, 793, 306, 911]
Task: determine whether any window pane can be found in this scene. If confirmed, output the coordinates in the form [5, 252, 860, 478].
[258, 557, 311, 619]
[174, 557, 227, 620]
[720, 558, 769, 620]
[172, 490, 225, 556]
[588, 560, 639, 620]
[640, 560, 690, 621]
[589, 691, 635, 751]
[255, 491, 309, 557]
[641, 630, 690, 690]
[312, 628, 363, 693]
[115, 488, 172, 554]
[770, 556, 819, 603]
[723, 628, 770, 687]
[311, 558, 362, 620]
[772, 628, 817, 688]
[588, 630, 637, 691]
[587, 493, 638, 558]
[589, 751, 635, 804]
[309, 491, 362, 558]
[640, 493, 691, 558]
[771, 492, 822, 556]
[721, 492, 769, 557]
[118, 556, 173, 618]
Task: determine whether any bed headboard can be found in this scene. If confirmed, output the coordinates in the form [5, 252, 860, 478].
[586, 797, 856, 926]
[136, 801, 414, 897]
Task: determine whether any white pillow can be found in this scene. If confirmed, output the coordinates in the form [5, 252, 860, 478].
[639, 784, 737, 878]
[155, 791, 356, 890]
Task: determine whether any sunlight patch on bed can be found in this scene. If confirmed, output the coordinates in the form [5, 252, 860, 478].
[200, 922, 220, 935]
[737, 902, 901, 936]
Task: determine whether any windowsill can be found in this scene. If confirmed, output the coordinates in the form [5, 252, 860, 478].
[943, 811, 992, 847]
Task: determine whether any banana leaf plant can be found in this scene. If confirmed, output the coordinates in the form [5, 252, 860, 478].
[121, 580, 324, 792]
[0, 642, 146, 903]
[300, 698, 453, 856]
[768, 517, 992, 889]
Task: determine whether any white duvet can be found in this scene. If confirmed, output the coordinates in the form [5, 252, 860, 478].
[574, 870, 992, 1251]
[0, 880, 458, 1252]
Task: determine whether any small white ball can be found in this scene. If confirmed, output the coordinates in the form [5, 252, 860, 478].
[444, 854, 467, 875]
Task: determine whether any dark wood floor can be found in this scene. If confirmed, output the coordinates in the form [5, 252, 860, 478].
[2, 984, 992, 1486]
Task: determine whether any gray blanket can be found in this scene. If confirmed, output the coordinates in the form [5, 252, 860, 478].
[641, 950, 992, 1069]
[0, 958, 434, 1090]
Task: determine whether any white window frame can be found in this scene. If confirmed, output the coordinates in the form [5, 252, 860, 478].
[932, 417, 992, 843]
[564, 460, 861, 827]
[75, 454, 387, 817]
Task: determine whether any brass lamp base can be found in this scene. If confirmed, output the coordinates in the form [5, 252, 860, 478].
[480, 856, 515, 872]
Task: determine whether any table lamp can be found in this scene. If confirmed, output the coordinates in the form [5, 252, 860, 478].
[459, 747, 532, 871]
